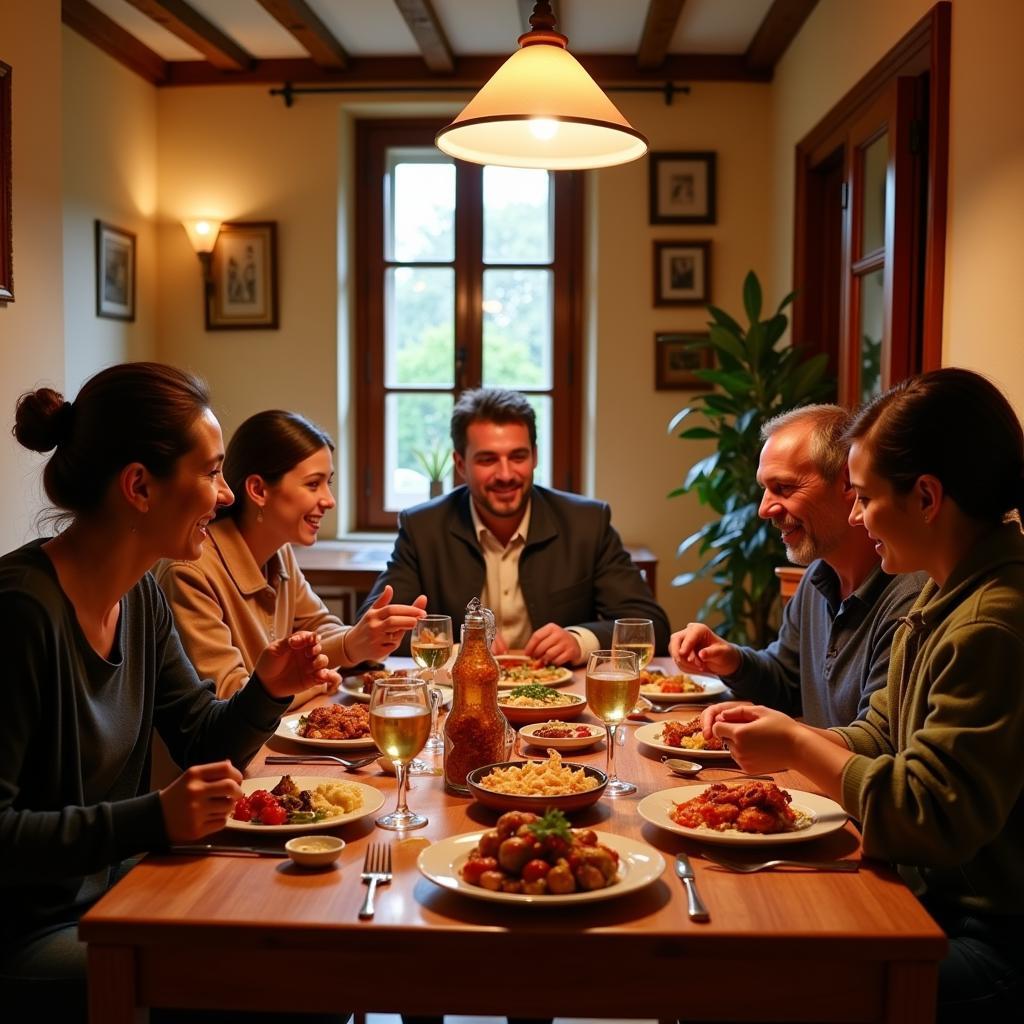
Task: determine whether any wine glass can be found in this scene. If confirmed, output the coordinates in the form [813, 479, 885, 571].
[369, 676, 432, 830]
[612, 618, 655, 671]
[586, 649, 640, 797]
[411, 614, 453, 753]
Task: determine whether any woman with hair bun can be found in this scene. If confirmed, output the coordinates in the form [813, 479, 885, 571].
[156, 409, 426, 706]
[0, 364, 341, 1019]
[703, 367, 1024, 1020]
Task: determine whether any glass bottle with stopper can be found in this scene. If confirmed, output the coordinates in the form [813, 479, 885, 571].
[443, 598, 511, 794]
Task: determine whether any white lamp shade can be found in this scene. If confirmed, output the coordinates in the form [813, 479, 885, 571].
[182, 218, 222, 254]
[436, 44, 647, 170]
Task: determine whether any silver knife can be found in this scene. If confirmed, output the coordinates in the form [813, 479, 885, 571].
[675, 852, 711, 922]
[169, 844, 289, 858]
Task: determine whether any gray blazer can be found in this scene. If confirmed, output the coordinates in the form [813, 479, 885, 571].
[358, 485, 670, 655]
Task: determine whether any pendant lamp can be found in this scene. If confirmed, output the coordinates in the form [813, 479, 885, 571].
[435, 1, 648, 170]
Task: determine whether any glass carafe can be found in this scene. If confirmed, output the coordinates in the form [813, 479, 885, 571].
[443, 598, 510, 794]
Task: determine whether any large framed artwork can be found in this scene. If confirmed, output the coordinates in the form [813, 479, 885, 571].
[649, 151, 717, 225]
[95, 220, 136, 321]
[206, 221, 279, 330]
[1, 60, 12, 302]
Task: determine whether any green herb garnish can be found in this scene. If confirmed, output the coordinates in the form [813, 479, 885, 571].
[508, 683, 559, 701]
[526, 807, 574, 845]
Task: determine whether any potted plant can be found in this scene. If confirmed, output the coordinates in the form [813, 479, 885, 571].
[413, 443, 453, 499]
[669, 271, 833, 647]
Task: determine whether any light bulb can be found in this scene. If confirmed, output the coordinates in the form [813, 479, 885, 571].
[528, 118, 559, 141]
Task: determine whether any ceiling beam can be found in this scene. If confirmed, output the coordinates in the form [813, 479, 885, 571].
[123, 0, 253, 72]
[162, 53, 770, 88]
[255, 0, 348, 70]
[637, 0, 688, 70]
[745, 0, 819, 74]
[393, 0, 454, 74]
[62, 0, 168, 84]
[517, 0, 561, 35]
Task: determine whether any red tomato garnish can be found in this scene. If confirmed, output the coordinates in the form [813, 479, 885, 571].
[256, 800, 287, 826]
[461, 856, 498, 885]
[231, 796, 253, 822]
[521, 859, 551, 882]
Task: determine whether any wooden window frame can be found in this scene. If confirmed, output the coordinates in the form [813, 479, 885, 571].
[354, 119, 583, 531]
[792, 2, 950, 400]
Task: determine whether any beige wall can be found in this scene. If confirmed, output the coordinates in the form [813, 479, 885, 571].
[0, 1, 64, 550]
[62, 27, 158, 391]
[589, 85, 774, 629]
[773, 0, 1024, 413]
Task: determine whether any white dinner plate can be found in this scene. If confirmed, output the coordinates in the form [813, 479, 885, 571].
[638, 674, 727, 703]
[518, 720, 604, 752]
[274, 711, 379, 750]
[637, 785, 848, 846]
[418, 830, 665, 905]
[495, 655, 574, 689]
[340, 676, 453, 708]
[633, 721, 734, 761]
[226, 776, 386, 834]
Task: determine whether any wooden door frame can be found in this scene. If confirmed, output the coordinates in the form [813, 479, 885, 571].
[792, 2, 950, 378]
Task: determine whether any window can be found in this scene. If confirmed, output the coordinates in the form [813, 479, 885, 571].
[792, 4, 949, 405]
[355, 120, 583, 530]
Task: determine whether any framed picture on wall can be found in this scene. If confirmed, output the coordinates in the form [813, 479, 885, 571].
[206, 221, 278, 330]
[653, 240, 711, 306]
[655, 332, 713, 390]
[649, 151, 717, 224]
[0, 60, 11, 302]
[95, 221, 136, 321]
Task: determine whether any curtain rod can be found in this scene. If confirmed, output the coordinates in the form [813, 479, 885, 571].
[269, 81, 690, 108]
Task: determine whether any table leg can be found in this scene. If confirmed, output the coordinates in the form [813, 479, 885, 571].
[88, 945, 147, 1024]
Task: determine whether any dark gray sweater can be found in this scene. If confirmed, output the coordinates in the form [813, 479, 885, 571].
[0, 540, 288, 943]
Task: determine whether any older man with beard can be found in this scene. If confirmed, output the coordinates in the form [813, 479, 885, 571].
[360, 388, 669, 666]
[669, 405, 925, 727]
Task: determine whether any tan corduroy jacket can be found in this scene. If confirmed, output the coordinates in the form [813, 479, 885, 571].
[155, 518, 352, 705]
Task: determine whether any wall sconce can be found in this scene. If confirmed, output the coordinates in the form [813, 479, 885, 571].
[182, 218, 222, 284]
[435, 1, 647, 170]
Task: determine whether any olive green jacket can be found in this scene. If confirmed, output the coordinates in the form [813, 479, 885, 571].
[835, 521, 1024, 915]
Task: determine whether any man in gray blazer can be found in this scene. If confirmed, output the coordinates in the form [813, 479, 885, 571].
[359, 388, 669, 666]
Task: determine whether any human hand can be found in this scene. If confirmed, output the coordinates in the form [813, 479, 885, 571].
[159, 761, 244, 842]
[670, 622, 741, 677]
[345, 586, 428, 663]
[255, 630, 340, 698]
[524, 623, 582, 666]
[700, 703, 798, 773]
[491, 631, 509, 655]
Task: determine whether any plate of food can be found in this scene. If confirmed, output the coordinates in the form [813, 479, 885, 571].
[633, 720, 734, 760]
[497, 686, 587, 725]
[496, 655, 573, 689]
[417, 810, 664, 904]
[274, 707, 378, 749]
[638, 669, 726, 703]
[340, 671, 454, 709]
[518, 720, 604, 752]
[637, 782, 848, 845]
[466, 752, 608, 813]
[226, 775, 385, 833]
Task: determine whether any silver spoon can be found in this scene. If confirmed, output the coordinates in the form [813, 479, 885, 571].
[662, 757, 774, 781]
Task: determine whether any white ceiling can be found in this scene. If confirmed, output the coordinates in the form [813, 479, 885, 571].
[84, 0, 776, 63]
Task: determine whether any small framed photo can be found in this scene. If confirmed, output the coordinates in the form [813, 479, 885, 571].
[649, 151, 716, 224]
[207, 221, 278, 330]
[655, 332, 713, 390]
[95, 221, 136, 321]
[653, 240, 710, 306]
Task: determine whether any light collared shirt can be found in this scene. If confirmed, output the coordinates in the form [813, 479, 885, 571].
[469, 499, 598, 664]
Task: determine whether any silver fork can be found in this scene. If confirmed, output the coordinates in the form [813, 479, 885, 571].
[702, 851, 859, 873]
[265, 754, 379, 770]
[358, 843, 393, 918]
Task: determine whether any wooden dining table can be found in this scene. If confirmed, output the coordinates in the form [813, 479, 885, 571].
[81, 659, 945, 1023]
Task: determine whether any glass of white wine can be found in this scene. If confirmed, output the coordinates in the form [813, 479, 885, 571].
[586, 649, 640, 797]
[612, 618, 655, 671]
[369, 676, 432, 830]
[411, 614, 453, 753]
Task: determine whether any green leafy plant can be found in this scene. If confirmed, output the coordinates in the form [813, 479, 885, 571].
[413, 443, 452, 484]
[669, 271, 833, 647]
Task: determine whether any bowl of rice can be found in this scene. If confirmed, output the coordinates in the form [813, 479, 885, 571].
[497, 685, 587, 725]
[465, 751, 608, 813]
